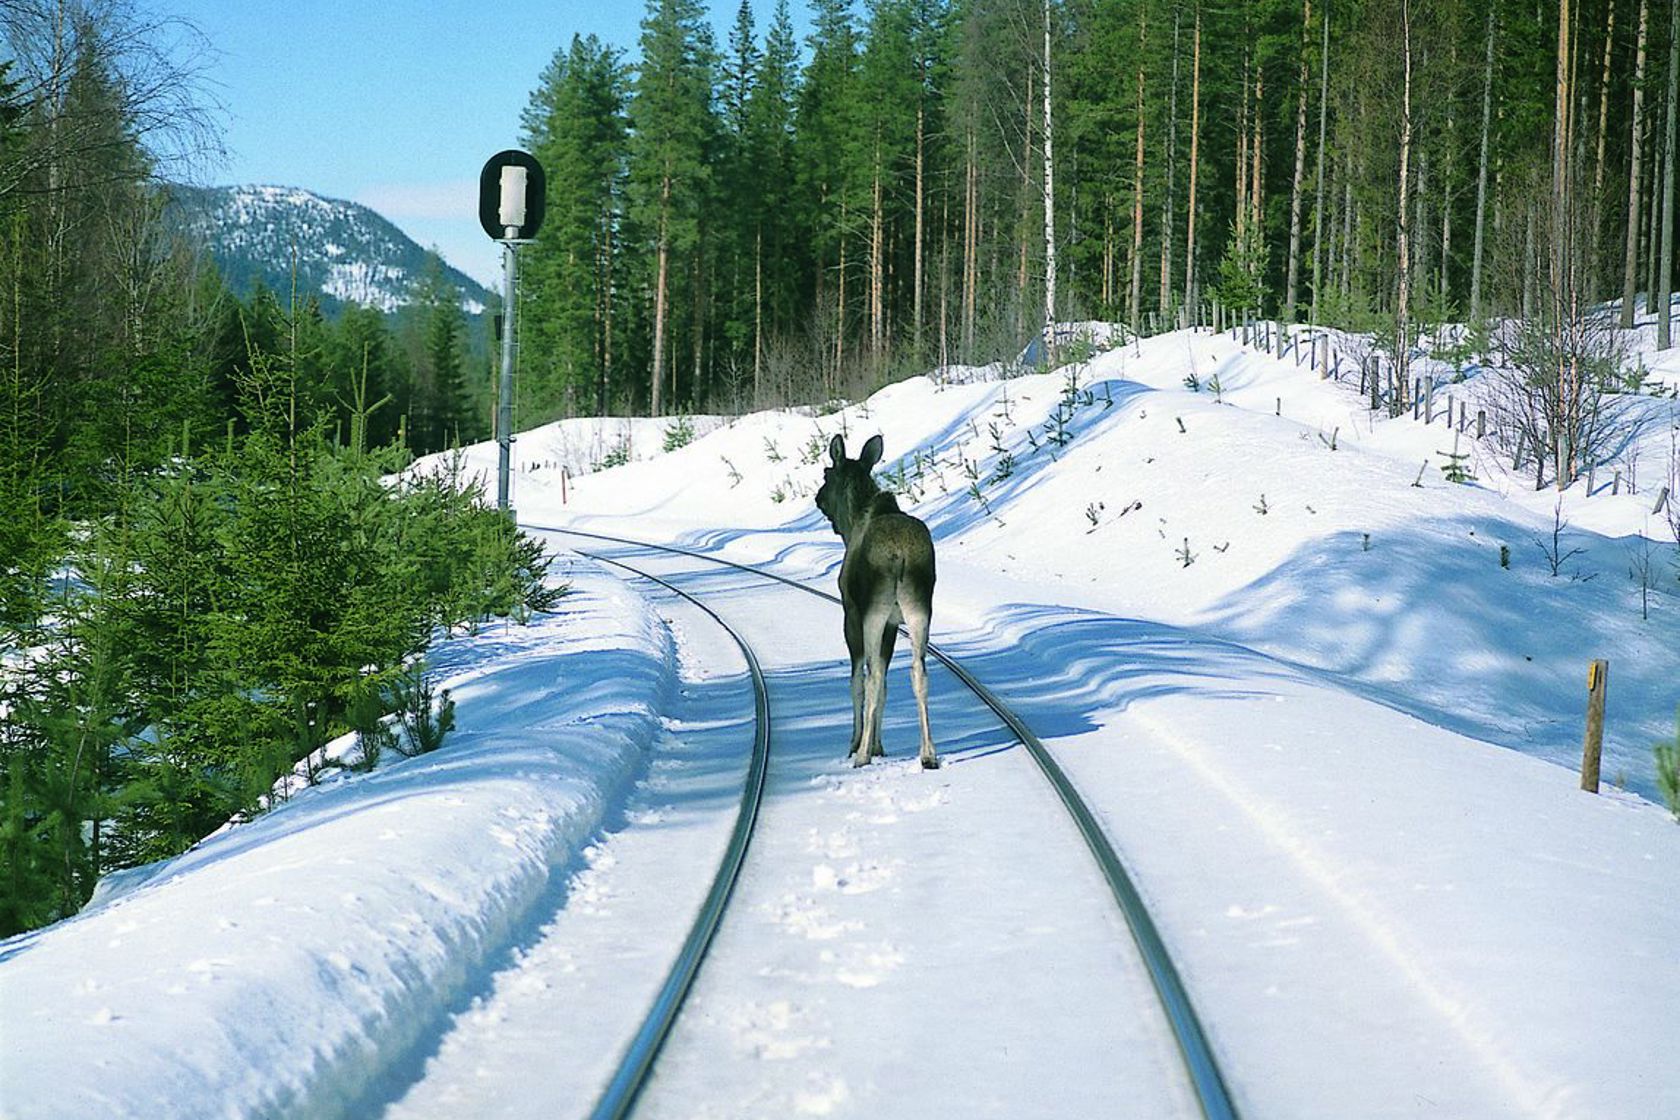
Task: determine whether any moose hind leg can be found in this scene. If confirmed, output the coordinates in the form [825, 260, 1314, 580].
[855, 611, 892, 766]
[844, 611, 865, 761]
[870, 621, 898, 757]
[902, 602, 938, 769]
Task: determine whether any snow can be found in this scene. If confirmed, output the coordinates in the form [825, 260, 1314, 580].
[5, 319, 1680, 1118]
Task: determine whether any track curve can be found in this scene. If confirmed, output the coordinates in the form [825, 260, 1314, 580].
[543, 525, 1238, 1120]
[573, 551, 772, 1120]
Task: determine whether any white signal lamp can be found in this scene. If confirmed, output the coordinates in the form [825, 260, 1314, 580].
[498, 165, 528, 231]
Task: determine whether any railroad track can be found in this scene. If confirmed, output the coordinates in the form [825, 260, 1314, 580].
[545, 525, 1238, 1120]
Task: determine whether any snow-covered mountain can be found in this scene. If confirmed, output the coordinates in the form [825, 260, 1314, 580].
[167, 183, 490, 316]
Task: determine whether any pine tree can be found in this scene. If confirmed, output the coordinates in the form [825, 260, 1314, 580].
[628, 0, 716, 415]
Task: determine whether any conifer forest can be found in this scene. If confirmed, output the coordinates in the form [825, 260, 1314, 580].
[0, 0, 1671, 932]
[519, 0, 1662, 426]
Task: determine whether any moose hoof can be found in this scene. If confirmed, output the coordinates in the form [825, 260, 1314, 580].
[921, 755, 942, 770]
[851, 752, 871, 768]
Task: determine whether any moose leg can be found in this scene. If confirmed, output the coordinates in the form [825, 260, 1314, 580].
[902, 602, 939, 769]
[870, 622, 898, 757]
[855, 610, 892, 767]
[844, 609, 865, 761]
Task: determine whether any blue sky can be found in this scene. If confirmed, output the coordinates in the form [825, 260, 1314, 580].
[166, 1, 812, 287]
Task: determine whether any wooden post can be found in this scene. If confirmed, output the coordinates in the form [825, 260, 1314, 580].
[1581, 659, 1609, 793]
[562, 466, 569, 505]
[1477, 409, 1486, 439]
[1652, 484, 1670, 514]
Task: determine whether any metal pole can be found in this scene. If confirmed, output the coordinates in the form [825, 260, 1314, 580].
[498, 232, 517, 513]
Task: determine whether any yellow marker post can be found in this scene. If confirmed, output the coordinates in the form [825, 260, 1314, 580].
[1581, 659, 1609, 793]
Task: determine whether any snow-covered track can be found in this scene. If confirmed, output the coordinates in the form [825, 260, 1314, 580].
[570, 550, 772, 1120]
[540, 525, 1238, 1120]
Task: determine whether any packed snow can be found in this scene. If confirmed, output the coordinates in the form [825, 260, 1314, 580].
[4, 320, 1679, 1118]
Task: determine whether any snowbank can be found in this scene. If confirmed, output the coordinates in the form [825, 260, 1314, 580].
[0, 565, 674, 1119]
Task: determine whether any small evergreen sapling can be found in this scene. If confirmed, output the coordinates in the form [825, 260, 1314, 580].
[1655, 709, 1680, 822]
[393, 668, 455, 758]
[662, 412, 695, 451]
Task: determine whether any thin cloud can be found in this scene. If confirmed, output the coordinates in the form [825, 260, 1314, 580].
[355, 180, 477, 222]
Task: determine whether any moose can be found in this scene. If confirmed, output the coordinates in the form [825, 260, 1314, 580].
[814, 433, 940, 769]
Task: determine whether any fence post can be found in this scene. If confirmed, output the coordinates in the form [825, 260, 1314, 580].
[1581, 659, 1609, 793]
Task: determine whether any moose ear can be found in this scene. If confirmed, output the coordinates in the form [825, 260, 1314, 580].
[828, 434, 846, 465]
[859, 433, 884, 469]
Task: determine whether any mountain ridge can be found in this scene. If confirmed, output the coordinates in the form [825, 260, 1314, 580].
[166, 183, 491, 317]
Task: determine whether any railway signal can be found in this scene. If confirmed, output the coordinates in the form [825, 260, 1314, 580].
[479, 149, 546, 514]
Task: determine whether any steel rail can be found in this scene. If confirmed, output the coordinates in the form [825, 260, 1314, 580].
[539, 523, 1239, 1120]
[573, 550, 772, 1120]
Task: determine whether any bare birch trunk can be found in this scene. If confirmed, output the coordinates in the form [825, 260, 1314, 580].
[603, 212, 615, 415]
[914, 101, 925, 353]
[1661, 0, 1679, 349]
[1043, 0, 1057, 348]
[753, 226, 763, 404]
[1396, 0, 1414, 409]
[836, 203, 849, 381]
[870, 144, 884, 357]
[1623, 0, 1650, 326]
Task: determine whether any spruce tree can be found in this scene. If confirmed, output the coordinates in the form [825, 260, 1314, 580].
[523, 35, 630, 418]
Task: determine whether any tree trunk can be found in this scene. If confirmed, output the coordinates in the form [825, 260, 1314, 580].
[870, 142, 884, 357]
[1470, 9, 1495, 322]
[1395, 0, 1413, 409]
[1160, 0, 1182, 317]
[1310, 1, 1329, 321]
[753, 226, 763, 405]
[1018, 65, 1033, 344]
[914, 101, 925, 354]
[1043, 0, 1057, 349]
[1623, 0, 1650, 327]
[1184, 4, 1202, 308]
[1592, 0, 1616, 299]
[1285, 0, 1312, 322]
[836, 202, 849, 382]
[650, 176, 671, 416]
[691, 243, 704, 407]
[963, 124, 978, 357]
[1250, 64, 1264, 239]
[1341, 151, 1354, 296]
[602, 210, 614, 415]
[1236, 51, 1249, 244]
[1129, 10, 1148, 328]
[1661, 0, 1679, 348]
